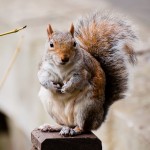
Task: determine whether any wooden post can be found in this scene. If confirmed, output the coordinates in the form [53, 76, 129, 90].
[31, 129, 102, 150]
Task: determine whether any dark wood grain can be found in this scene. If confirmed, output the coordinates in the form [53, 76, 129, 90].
[31, 129, 102, 150]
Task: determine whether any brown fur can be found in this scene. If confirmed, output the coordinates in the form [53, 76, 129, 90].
[75, 11, 137, 119]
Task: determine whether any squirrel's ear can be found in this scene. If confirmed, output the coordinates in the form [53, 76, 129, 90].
[47, 24, 53, 38]
[70, 23, 74, 37]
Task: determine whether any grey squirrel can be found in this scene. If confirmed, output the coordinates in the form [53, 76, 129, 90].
[37, 11, 137, 136]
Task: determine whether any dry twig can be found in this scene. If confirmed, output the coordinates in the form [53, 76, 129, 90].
[0, 37, 24, 89]
[0, 25, 27, 36]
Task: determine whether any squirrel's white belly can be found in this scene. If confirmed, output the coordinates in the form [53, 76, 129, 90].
[39, 86, 89, 127]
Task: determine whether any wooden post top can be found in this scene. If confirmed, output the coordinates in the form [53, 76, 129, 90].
[31, 129, 102, 150]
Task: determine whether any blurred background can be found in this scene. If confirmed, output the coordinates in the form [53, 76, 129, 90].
[0, 0, 150, 150]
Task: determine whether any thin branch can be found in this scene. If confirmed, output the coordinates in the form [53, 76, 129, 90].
[0, 25, 27, 36]
[0, 37, 24, 89]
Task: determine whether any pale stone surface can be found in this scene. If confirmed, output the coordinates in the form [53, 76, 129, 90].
[97, 99, 150, 150]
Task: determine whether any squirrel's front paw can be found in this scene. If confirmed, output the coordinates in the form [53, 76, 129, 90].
[50, 82, 62, 93]
[61, 84, 73, 94]
[61, 87, 66, 94]
[61, 84, 68, 93]
[40, 80, 51, 89]
[41, 81, 62, 93]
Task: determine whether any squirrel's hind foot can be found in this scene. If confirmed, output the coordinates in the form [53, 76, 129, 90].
[59, 126, 83, 137]
[38, 123, 62, 132]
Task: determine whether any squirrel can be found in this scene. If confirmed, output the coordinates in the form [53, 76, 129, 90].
[37, 11, 137, 136]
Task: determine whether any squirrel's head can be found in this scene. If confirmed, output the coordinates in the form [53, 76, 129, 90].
[46, 24, 78, 66]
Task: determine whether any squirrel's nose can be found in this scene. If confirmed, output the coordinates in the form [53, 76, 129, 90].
[61, 57, 69, 63]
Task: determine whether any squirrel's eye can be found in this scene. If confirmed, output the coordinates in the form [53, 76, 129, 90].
[73, 41, 76, 47]
[50, 42, 54, 48]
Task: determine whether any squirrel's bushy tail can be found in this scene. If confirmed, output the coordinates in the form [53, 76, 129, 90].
[75, 11, 137, 119]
